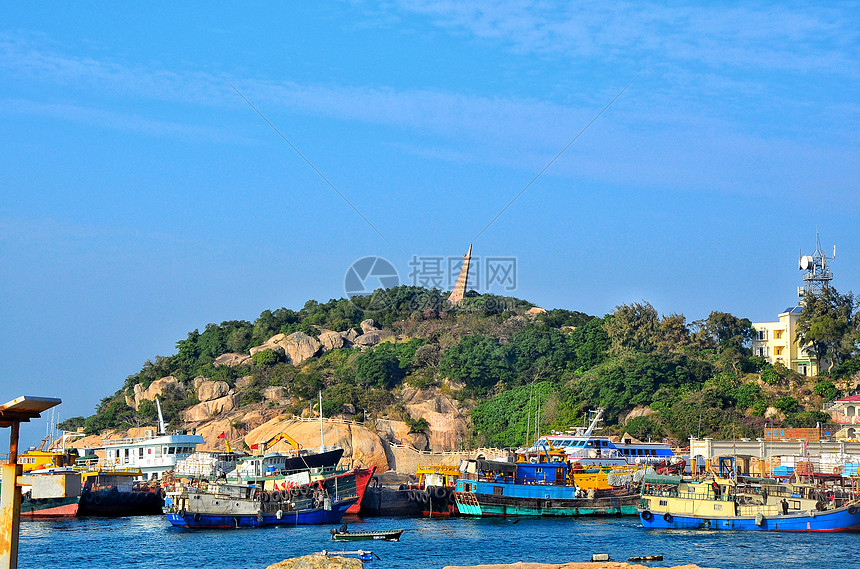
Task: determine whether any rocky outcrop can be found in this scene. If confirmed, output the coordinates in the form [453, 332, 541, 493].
[318, 330, 345, 351]
[400, 387, 468, 452]
[181, 393, 239, 422]
[214, 352, 251, 367]
[197, 380, 230, 402]
[235, 375, 254, 389]
[360, 319, 379, 333]
[278, 332, 321, 364]
[341, 329, 359, 343]
[264, 386, 287, 401]
[621, 406, 656, 424]
[245, 417, 390, 472]
[353, 330, 394, 347]
[128, 376, 181, 410]
[526, 306, 547, 317]
[267, 554, 362, 569]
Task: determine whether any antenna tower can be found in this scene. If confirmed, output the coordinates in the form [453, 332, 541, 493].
[798, 231, 835, 299]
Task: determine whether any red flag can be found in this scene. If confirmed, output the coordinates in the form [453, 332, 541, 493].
[250, 443, 259, 449]
[217, 432, 226, 439]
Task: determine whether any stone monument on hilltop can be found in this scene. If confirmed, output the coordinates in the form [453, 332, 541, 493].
[447, 244, 472, 306]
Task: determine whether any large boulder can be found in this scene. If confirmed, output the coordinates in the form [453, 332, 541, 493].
[341, 329, 359, 343]
[400, 387, 468, 452]
[130, 376, 181, 410]
[354, 331, 382, 347]
[197, 380, 230, 402]
[318, 330, 345, 351]
[267, 554, 362, 569]
[276, 331, 321, 365]
[360, 319, 379, 334]
[214, 352, 251, 367]
[181, 393, 239, 422]
[249, 343, 285, 356]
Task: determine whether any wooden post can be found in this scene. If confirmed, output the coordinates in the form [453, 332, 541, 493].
[0, 396, 61, 569]
[1, 422, 22, 569]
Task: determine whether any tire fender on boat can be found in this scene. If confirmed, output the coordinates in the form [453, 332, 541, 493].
[299, 484, 310, 496]
[663, 513, 672, 522]
[194, 513, 201, 522]
[848, 505, 858, 515]
[434, 486, 447, 500]
[641, 510, 653, 521]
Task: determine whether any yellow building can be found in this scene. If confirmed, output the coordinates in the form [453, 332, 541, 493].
[751, 306, 820, 376]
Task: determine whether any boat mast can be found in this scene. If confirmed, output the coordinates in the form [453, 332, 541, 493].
[156, 398, 166, 435]
[319, 390, 326, 452]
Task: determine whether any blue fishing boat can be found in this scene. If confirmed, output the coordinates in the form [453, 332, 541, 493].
[454, 457, 639, 517]
[638, 471, 860, 532]
[165, 469, 359, 528]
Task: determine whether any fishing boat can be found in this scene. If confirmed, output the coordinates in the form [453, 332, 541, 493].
[165, 468, 360, 528]
[330, 524, 404, 541]
[454, 456, 639, 517]
[638, 470, 860, 532]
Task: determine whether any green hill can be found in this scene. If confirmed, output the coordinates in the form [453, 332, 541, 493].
[60, 286, 859, 447]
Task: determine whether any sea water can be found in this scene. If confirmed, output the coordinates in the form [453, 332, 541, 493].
[17, 514, 857, 569]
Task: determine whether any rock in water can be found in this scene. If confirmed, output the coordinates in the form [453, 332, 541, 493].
[266, 554, 364, 569]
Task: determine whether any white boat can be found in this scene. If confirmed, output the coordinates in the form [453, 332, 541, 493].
[531, 408, 675, 466]
[88, 399, 203, 480]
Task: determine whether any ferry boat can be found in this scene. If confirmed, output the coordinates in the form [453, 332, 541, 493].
[638, 471, 860, 532]
[165, 468, 360, 528]
[532, 408, 674, 466]
[92, 400, 203, 480]
[453, 456, 639, 517]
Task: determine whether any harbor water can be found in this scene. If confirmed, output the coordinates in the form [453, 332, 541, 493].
[18, 514, 857, 568]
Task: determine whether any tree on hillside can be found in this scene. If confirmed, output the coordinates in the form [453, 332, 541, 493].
[695, 311, 754, 354]
[796, 288, 859, 371]
[656, 313, 692, 354]
[605, 302, 660, 356]
[438, 334, 514, 392]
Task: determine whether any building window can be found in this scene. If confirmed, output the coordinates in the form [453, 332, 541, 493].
[774, 330, 783, 339]
[775, 346, 783, 356]
[756, 330, 767, 340]
[798, 364, 808, 376]
[756, 347, 767, 357]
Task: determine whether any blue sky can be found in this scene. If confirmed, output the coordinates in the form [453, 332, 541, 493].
[1, 2, 858, 448]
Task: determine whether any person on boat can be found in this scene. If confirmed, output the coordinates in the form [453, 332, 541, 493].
[761, 488, 768, 504]
[711, 480, 720, 499]
[781, 498, 789, 515]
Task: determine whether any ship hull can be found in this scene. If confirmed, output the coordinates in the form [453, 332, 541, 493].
[77, 488, 163, 516]
[639, 504, 860, 532]
[455, 491, 638, 517]
[166, 498, 356, 528]
[20, 496, 79, 517]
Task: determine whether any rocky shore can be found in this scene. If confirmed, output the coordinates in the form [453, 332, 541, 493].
[266, 556, 717, 569]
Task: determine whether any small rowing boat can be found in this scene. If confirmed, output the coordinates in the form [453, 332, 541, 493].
[330, 524, 404, 541]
